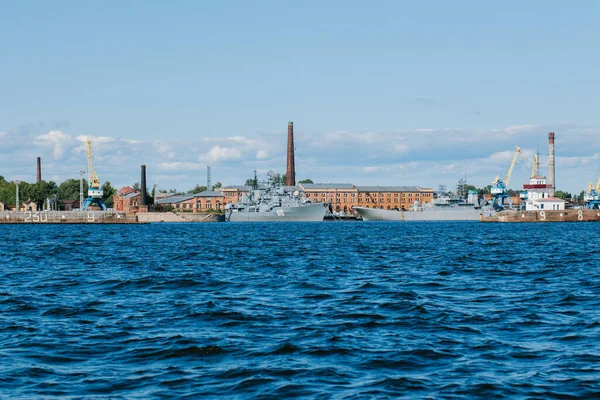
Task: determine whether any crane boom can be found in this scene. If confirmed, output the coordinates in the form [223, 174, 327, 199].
[86, 139, 100, 189]
[504, 146, 525, 187]
[531, 152, 539, 178]
[596, 177, 600, 193]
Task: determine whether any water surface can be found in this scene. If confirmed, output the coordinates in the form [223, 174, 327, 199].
[1, 222, 599, 398]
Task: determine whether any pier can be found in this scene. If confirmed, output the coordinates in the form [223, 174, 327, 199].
[481, 209, 600, 223]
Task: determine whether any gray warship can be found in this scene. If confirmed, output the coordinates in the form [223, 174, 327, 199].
[225, 171, 327, 222]
[355, 182, 496, 221]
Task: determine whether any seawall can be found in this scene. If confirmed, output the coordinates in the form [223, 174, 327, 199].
[481, 209, 600, 223]
[137, 212, 225, 223]
[0, 211, 140, 224]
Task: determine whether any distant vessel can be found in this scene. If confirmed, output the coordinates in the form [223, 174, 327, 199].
[355, 189, 496, 221]
[225, 171, 327, 222]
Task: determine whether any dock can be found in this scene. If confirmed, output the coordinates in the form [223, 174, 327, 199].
[481, 209, 600, 223]
[0, 211, 142, 224]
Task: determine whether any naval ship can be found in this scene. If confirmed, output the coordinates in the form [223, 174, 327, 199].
[355, 190, 496, 221]
[225, 171, 327, 222]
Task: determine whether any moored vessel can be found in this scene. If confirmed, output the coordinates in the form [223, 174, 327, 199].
[225, 171, 327, 222]
[355, 189, 495, 221]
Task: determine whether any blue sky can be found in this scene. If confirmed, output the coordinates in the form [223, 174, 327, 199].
[1, 1, 599, 193]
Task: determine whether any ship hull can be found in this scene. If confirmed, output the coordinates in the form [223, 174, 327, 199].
[355, 206, 495, 221]
[227, 203, 327, 222]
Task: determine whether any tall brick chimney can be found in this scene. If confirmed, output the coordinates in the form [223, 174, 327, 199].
[36, 157, 42, 183]
[286, 121, 295, 186]
[141, 165, 148, 206]
[548, 132, 555, 197]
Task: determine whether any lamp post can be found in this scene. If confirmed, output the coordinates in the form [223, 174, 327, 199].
[79, 170, 85, 210]
[15, 180, 20, 212]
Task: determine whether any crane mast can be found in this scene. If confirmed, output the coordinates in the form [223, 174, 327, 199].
[504, 146, 524, 186]
[82, 139, 107, 211]
[531, 151, 539, 178]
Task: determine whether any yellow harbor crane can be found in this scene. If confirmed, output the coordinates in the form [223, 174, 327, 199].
[82, 139, 107, 211]
[491, 146, 526, 210]
[531, 151, 540, 178]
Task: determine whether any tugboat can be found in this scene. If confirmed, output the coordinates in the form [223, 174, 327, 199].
[224, 171, 327, 222]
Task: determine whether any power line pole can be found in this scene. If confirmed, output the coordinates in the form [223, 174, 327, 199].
[15, 180, 20, 212]
[79, 170, 85, 209]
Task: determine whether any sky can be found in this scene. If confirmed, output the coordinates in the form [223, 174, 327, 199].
[1, 1, 599, 194]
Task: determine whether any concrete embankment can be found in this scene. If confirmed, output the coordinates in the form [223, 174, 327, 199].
[136, 212, 225, 223]
[482, 209, 600, 223]
[0, 211, 140, 224]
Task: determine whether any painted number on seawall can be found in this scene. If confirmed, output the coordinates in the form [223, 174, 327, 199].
[24, 212, 48, 223]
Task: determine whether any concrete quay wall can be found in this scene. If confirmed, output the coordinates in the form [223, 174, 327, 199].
[137, 212, 225, 223]
[0, 211, 139, 224]
[481, 209, 600, 223]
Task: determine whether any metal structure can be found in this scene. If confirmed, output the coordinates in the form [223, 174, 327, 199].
[79, 170, 85, 209]
[82, 139, 106, 211]
[207, 165, 212, 191]
[584, 177, 600, 209]
[531, 150, 540, 178]
[491, 146, 525, 211]
[15, 180, 20, 211]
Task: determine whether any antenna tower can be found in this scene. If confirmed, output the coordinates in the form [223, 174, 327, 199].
[207, 165, 212, 191]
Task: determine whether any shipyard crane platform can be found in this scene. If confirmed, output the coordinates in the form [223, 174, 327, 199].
[82, 139, 107, 211]
[584, 177, 600, 209]
[491, 146, 525, 211]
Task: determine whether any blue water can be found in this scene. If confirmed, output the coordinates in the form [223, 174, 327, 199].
[1, 222, 599, 398]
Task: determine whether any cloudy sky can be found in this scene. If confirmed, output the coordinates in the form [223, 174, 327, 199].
[1, 1, 599, 193]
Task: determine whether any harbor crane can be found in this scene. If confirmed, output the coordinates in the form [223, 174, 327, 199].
[491, 146, 525, 211]
[82, 139, 107, 211]
[584, 177, 600, 209]
[519, 150, 540, 210]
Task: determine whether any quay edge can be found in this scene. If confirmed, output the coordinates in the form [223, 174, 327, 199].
[481, 209, 600, 223]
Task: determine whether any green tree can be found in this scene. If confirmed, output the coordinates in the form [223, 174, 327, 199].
[133, 182, 140, 191]
[245, 178, 257, 187]
[58, 179, 87, 201]
[298, 179, 313, 184]
[554, 190, 571, 201]
[189, 184, 207, 194]
[212, 182, 222, 190]
[102, 181, 117, 207]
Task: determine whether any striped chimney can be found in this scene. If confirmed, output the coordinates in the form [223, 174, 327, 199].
[548, 132, 555, 197]
[286, 121, 296, 186]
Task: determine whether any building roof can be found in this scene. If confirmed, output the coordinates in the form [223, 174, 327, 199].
[119, 186, 136, 195]
[282, 185, 303, 191]
[223, 185, 253, 191]
[356, 185, 421, 192]
[122, 192, 140, 199]
[536, 197, 566, 202]
[155, 194, 195, 204]
[301, 183, 355, 189]
[195, 190, 224, 197]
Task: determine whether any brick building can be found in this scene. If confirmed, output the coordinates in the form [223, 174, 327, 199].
[114, 187, 142, 212]
[155, 191, 226, 212]
[299, 183, 434, 213]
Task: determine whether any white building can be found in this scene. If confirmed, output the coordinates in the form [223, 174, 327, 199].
[522, 175, 565, 210]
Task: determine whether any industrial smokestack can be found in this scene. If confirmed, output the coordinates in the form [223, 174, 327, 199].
[36, 157, 42, 183]
[141, 165, 148, 206]
[548, 132, 555, 197]
[286, 121, 296, 186]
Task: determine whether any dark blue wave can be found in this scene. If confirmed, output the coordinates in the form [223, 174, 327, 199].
[1, 222, 600, 397]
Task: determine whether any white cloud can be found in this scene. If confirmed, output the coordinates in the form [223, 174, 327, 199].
[33, 130, 75, 160]
[199, 145, 242, 163]
[0, 123, 598, 194]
